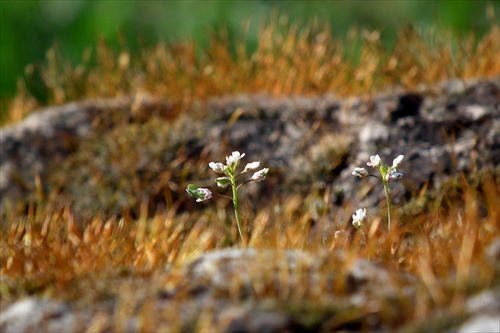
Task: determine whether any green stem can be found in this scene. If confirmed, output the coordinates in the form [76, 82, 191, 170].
[231, 177, 246, 245]
[383, 181, 391, 230]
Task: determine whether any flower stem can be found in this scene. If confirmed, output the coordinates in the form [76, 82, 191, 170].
[383, 182, 391, 230]
[231, 177, 246, 245]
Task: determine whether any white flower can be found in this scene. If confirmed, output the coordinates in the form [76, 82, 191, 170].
[387, 171, 404, 182]
[243, 161, 260, 173]
[352, 208, 367, 228]
[215, 177, 231, 188]
[226, 151, 245, 169]
[367, 155, 382, 168]
[352, 167, 369, 178]
[392, 155, 404, 169]
[209, 162, 226, 173]
[251, 168, 269, 182]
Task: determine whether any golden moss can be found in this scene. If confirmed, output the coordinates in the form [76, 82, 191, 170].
[3, 17, 499, 125]
[1, 172, 498, 330]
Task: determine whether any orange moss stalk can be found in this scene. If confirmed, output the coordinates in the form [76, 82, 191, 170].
[3, 18, 499, 125]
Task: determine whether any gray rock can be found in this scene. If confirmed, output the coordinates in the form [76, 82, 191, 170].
[1, 79, 499, 218]
[0, 96, 171, 216]
[449, 290, 500, 333]
[458, 314, 500, 333]
[177, 248, 321, 299]
[466, 290, 500, 314]
[219, 305, 292, 333]
[169, 248, 417, 331]
[0, 297, 84, 333]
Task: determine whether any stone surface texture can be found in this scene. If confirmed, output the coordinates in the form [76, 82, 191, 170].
[1, 78, 498, 218]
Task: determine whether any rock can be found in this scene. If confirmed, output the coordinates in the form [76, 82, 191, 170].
[390, 93, 423, 122]
[167, 248, 417, 331]
[0, 297, 83, 333]
[0, 96, 171, 215]
[1, 79, 498, 217]
[465, 290, 500, 314]
[176, 248, 320, 299]
[458, 314, 500, 333]
[486, 238, 500, 264]
[449, 289, 500, 333]
[219, 306, 292, 333]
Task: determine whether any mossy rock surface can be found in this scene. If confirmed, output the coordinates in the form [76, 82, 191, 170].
[1, 78, 498, 221]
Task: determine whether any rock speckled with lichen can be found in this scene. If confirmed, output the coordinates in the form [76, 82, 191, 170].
[1, 78, 498, 219]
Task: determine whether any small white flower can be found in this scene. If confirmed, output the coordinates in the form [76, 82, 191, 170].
[367, 155, 382, 168]
[195, 188, 212, 202]
[352, 167, 369, 178]
[251, 168, 269, 182]
[209, 162, 226, 173]
[226, 151, 245, 169]
[392, 155, 404, 169]
[387, 171, 404, 182]
[215, 177, 231, 188]
[352, 208, 367, 228]
[243, 161, 260, 173]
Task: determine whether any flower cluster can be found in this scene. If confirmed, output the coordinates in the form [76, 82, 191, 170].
[186, 151, 269, 244]
[187, 152, 269, 203]
[351, 154, 405, 230]
[352, 154, 404, 183]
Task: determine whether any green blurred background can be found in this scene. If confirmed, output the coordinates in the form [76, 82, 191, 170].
[0, 0, 496, 102]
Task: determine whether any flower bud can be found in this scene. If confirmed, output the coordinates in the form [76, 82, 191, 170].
[243, 161, 260, 173]
[196, 188, 212, 202]
[251, 168, 269, 182]
[387, 172, 404, 182]
[352, 167, 369, 178]
[186, 185, 213, 202]
[215, 177, 231, 188]
[392, 155, 404, 169]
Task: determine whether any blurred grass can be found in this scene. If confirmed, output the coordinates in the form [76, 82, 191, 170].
[2, 12, 499, 125]
[1, 169, 498, 331]
[1, 0, 498, 117]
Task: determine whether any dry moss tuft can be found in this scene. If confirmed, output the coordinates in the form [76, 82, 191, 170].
[4, 17, 499, 124]
[1, 171, 498, 331]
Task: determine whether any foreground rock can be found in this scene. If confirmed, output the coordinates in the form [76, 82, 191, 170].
[2, 248, 498, 332]
[1, 248, 414, 332]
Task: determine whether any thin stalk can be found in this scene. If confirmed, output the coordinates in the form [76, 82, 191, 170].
[231, 177, 246, 245]
[383, 181, 391, 230]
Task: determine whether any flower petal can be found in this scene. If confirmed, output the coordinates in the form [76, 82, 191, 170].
[226, 151, 245, 168]
[392, 155, 404, 169]
[209, 162, 226, 173]
[243, 161, 260, 173]
[367, 155, 382, 168]
[352, 208, 367, 228]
